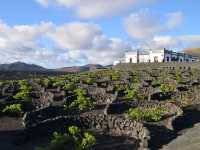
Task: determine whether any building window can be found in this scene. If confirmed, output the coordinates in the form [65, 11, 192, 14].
[180, 59, 183, 62]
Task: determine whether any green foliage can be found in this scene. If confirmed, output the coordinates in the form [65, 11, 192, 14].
[71, 95, 93, 111]
[74, 88, 87, 96]
[124, 87, 139, 100]
[35, 132, 72, 150]
[191, 68, 198, 79]
[13, 91, 31, 101]
[71, 76, 81, 83]
[175, 71, 182, 83]
[2, 104, 22, 114]
[68, 126, 81, 136]
[35, 126, 96, 150]
[62, 83, 75, 91]
[125, 108, 143, 121]
[131, 73, 140, 83]
[13, 80, 32, 101]
[160, 83, 175, 94]
[151, 80, 161, 87]
[85, 78, 94, 85]
[114, 81, 125, 92]
[111, 71, 120, 81]
[52, 80, 64, 88]
[42, 78, 51, 87]
[78, 132, 96, 150]
[70, 88, 94, 111]
[125, 106, 166, 122]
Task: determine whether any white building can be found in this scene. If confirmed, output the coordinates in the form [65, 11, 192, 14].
[114, 48, 199, 65]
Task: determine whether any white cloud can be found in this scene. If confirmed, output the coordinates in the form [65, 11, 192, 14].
[166, 11, 184, 29]
[178, 35, 200, 48]
[144, 35, 180, 49]
[124, 9, 161, 40]
[35, 0, 49, 7]
[0, 20, 131, 67]
[142, 35, 200, 49]
[124, 10, 184, 40]
[35, 0, 155, 19]
[47, 22, 102, 50]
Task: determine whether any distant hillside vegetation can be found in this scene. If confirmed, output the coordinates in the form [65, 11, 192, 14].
[57, 64, 105, 73]
[184, 48, 200, 58]
[0, 62, 47, 72]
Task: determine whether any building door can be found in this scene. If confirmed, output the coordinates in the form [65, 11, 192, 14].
[130, 58, 132, 63]
[154, 56, 158, 62]
[166, 57, 169, 62]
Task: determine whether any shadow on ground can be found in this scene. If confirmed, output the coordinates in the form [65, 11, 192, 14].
[146, 104, 200, 150]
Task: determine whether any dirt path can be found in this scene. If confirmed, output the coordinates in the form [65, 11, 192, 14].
[162, 123, 200, 150]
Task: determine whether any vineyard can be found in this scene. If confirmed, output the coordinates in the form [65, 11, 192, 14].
[0, 67, 200, 150]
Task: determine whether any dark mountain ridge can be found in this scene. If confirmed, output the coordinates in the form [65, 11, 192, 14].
[0, 62, 109, 73]
[57, 64, 106, 72]
[0, 62, 47, 72]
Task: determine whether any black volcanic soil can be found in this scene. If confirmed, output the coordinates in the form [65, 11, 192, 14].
[0, 117, 49, 150]
[0, 119, 138, 150]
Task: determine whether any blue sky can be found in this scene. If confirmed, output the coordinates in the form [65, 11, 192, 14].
[0, 0, 199, 68]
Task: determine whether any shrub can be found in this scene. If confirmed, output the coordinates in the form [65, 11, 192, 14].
[70, 88, 94, 111]
[114, 82, 125, 92]
[152, 80, 161, 87]
[131, 73, 140, 83]
[160, 83, 175, 94]
[35, 126, 96, 150]
[191, 68, 198, 79]
[124, 88, 139, 100]
[175, 71, 182, 83]
[70, 95, 94, 111]
[52, 80, 64, 88]
[62, 83, 75, 91]
[2, 104, 22, 116]
[125, 106, 166, 122]
[74, 88, 87, 96]
[35, 132, 72, 150]
[69, 126, 81, 136]
[42, 78, 51, 87]
[13, 90, 31, 101]
[78, 132, 96, 150]
[111, 71, 120, 81]
[84, 78, 94, 85]
[13, 80, 32, 101]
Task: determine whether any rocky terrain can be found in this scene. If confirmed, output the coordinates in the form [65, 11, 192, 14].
[0, 63, 200, 150]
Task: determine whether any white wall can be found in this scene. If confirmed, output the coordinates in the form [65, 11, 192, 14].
[113, 49, 198, 65]
[113, 60, 120, 65]
[125, 53, 137, 63]
[149, 51, 164, 62]
[139, 55, 150, 63]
